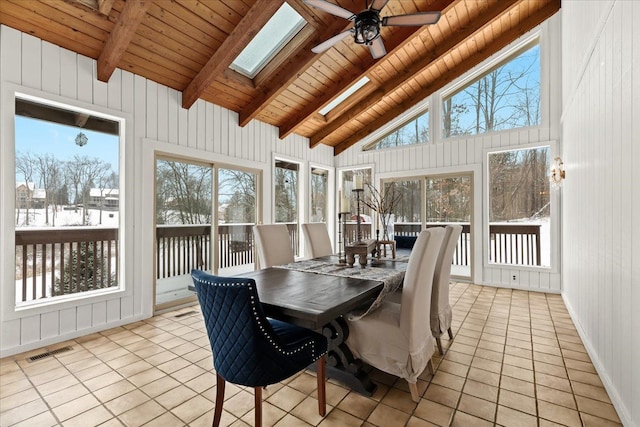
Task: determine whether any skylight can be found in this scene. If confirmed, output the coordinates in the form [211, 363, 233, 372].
[319, 77, 370, 116]
[230, 3, 306, 78]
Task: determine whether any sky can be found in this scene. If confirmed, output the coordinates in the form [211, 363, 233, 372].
[15, 116, 119, 183]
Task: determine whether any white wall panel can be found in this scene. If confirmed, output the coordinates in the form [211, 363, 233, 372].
[59, 308, 76, 336]
[76, 305, 92, 332]
[21, 34, 40, 90]
[92, 302, 107, 327]
[77, 55, 93, 104]
[40, 312, 59, 341]
[107, 69, 121, 111]
[561, 1, 638, 425]
[106, 299, 120, 324]
[41, 41, 60, 95]
[20, 315, 40, 345]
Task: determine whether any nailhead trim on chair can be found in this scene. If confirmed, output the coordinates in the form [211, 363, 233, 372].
[196, 277, 321, 361]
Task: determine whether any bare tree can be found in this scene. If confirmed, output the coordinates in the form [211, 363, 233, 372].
[34, 153, 60, 225]
[219, 169, 256, 224]
[65, 155, 111, 225]
[443, 46, 540, 137]
[156, 160, 212, 225]
[15, 152, 36, 225]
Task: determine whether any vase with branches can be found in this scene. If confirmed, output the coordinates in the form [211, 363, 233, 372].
[362, 183, 402, 241]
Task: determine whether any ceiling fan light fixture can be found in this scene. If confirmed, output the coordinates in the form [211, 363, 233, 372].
[354, 10, 380, 45]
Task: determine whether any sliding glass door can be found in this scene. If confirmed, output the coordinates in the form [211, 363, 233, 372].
[154, 157, 259, 312]
[155, 158, 212, 310]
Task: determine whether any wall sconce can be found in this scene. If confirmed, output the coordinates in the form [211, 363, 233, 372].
[550, 156, 565, 187]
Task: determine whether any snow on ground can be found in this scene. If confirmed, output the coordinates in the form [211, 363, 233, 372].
[15, 207, 119, 229]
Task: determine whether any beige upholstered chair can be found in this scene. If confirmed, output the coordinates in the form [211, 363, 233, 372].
[301, 223, 333, 258]
[431, 225, 463, 354]
[253, 224, 295, 269]
[346, 228, 445, 402]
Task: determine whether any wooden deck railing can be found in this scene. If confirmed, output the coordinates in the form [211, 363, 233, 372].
[488, 224, 541, 266]
[15, 221, 540, 302]
[156, 225, 211, 278]
[15, 228, 118, 302]
[393, 223, 472, 267]
[393, 222, 541, 266]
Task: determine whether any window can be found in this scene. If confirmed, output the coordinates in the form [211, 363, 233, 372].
[365, 110, 429, 151]
[319, 77, 370, 116]
[488, 147, 550, 267]
[14, 95, 122, 305]
[443, 43, 540, 138]
[230, 3, 306, 78]
[310, 167, 328, 223]
[274, 159, 300, 255]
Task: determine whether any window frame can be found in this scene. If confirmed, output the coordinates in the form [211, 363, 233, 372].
[363, 106, 430, 151]
[483, 141, 560, 273]
[1, 84, 133, 320]
[440, 32, 542, 140]
[273, 154, 304, 257]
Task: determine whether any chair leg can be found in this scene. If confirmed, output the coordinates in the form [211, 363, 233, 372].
[213, 373, 225, 427]
[427, 358, 435, 374]
[447, 327, 454, 340]
[254, 386, 262, 427]
[316, 355, 326, 416]
[408, 381, 420, 402]
[436, 337, 444, 355]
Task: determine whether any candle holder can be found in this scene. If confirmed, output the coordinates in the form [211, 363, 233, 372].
[338, 211, 350, 264]
[352, 188, 364, 243]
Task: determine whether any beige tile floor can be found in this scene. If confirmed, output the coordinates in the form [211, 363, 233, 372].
[0, 283, 623, 426]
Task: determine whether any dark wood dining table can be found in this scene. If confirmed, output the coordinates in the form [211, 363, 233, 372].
[189, 256, 408, 396]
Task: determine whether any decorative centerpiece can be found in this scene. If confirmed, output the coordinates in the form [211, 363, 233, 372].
[362, 183, 401, 242]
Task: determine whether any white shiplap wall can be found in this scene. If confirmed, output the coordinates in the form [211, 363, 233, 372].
[561, 1, 639, 426]
[337, 16, 563, 291]
[0, 25, 333, 357]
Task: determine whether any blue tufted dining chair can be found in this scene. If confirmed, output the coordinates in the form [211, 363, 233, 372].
[191, 270, 328, 427]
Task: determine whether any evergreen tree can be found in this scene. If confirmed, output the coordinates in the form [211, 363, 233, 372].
[54, 242, 116, 295]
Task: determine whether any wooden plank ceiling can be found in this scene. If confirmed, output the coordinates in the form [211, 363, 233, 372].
[0, 0, 561, 155]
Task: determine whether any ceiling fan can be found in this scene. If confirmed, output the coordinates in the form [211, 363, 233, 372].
[303, 0, 441, 59]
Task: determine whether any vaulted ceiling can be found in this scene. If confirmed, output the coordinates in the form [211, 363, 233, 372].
[0, 0, 560, 155]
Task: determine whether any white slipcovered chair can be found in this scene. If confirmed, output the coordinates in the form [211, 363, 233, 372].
[431, 225, 463, 354]
[346, 228, 445, 402]
[253, 224, 295, 269]
[301, 223, 333, 258]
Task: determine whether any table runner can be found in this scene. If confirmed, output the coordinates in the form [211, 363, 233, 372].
[275, 259, 407, 320]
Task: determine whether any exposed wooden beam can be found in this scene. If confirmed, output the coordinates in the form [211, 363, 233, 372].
[237, 0, 362, 128]
[311, 0, 519, 147]
[181, 0, 285, 109]
[97, 0, 152, 82]
[278, 0, 455, 141]
[333, 0, 561, 155]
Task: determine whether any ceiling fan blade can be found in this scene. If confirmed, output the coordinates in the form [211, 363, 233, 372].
[382, 11, 441, 27]
[369, 0, 390, 12]
[311, 29, 354, 53]
[369, 37, 386, 59]
[303, 0, 356, 20]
